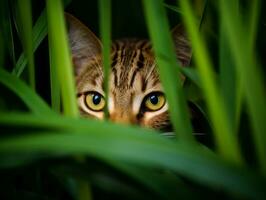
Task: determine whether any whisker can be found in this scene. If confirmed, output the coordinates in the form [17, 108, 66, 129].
[161, 132, 206, 138]
[160, 132, 175, 138]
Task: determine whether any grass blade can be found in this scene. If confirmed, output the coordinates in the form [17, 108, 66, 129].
[13, 0, 72, 77]
[13, 9, 47, 76]
[0, 113, 265, 199]
[219, 0, 242, 132]
[181, 67, 201, 87]
[16, 0, 35, 90]
[0, 69, 53, 115]
[0, 0, 16, 68]
[164, 4, 182, 14]
[142, 0, 193, 142]
[248, 0, 260, 50]
[48, 35, 61, 113]
[99, 0, 111, 118]
[219, 0, 266, 174]
[179, 1, 243, 164]
[46, 0, 78, 117]
[46, 2, 90, 199]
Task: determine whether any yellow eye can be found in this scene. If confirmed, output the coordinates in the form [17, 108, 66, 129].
[84, 92, 105, 111]
[144, 92, 165, 111]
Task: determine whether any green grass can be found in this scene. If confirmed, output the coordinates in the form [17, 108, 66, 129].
[99, 0, 111, 118]
[46, 0, 78, 117]
[15, 0, 35, 90]
[13, 9, 47, 77]
[0, 0, 265, 199]
[179, 0, 243, 165]
[143, 0, 194, 142]
[219, 0, 266, 174]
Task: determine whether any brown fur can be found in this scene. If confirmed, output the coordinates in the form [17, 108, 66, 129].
[66, 13, 191, 132]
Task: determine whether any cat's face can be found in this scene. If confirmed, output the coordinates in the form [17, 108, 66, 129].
[67, 14, 191, 132]
[76, 39, 170, 130]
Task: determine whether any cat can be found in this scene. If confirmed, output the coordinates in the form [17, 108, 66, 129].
[66, 13, 191, 132]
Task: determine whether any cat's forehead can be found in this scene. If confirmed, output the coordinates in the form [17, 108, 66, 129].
[111, 39, 154, 71]
[76, 39, 161, 93]
[110, 39, 160, 89]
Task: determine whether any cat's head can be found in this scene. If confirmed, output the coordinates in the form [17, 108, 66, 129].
[66, 13, 191, 132]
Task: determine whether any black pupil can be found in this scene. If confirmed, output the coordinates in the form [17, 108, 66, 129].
[92, 94, 101, 105]
[149, 95, 158, 105]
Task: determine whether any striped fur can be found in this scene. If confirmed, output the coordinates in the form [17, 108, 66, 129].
[66, 14, 191, 132]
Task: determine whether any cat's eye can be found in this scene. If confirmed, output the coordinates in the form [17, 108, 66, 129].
[144, 92, 165, 111]
[84, 92, 105, 111]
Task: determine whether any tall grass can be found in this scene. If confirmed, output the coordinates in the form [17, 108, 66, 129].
[15, 0, 35, 90]
[0, 0, 265, 199]
[99, 0, 111, 117]
[179, 0, 243, 164]
[143, 0, 193, 142]
[46, 0, 78, 117]
[219, 0, 266, 174]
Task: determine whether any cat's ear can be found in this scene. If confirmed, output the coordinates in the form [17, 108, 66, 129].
[65, 13, 102, 75]
[171, 25, 191, 67]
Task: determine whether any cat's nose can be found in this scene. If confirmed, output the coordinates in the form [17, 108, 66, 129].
[109, 112, 136, 125]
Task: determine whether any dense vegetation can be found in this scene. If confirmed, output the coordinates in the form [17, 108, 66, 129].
[0, 0, 265, 199]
